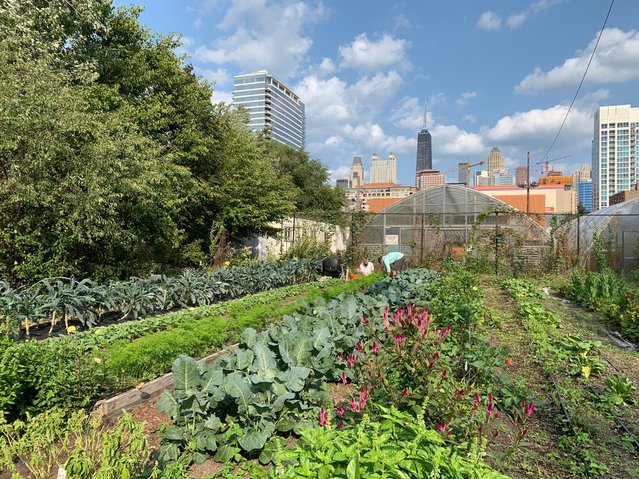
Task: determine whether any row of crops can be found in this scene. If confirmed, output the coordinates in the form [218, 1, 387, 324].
[0, 259, 319, 339]
[151, 267, 532, 477]
[0, 276, 375, 422]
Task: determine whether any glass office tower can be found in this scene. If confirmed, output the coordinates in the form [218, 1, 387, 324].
[233, 70, 305, 149]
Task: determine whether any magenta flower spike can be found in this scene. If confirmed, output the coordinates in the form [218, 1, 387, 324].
[524, 402, 535, 416]
[318, 407, 328, 426]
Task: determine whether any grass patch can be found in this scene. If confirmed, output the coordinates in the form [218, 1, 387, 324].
[102, 275, 379, 386]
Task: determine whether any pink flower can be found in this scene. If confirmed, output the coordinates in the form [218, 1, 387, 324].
[347, 354, 357, 369]
[522, 428, 528, 436]
[383, 307, 390, 329]
[524, 401, 535, 416]
[362, 315, 368, 325]
[474, 393, 481, 403]
[318, 407, 327, 426]
[401, 388, 409, 397]
[487, 393, 493, 405]
[336, 406, 345, 416]
[456, 389, 465, 398]
[339, 352, 344, 361]
[432, 352, 440, 360]
[436, 421, 447, 432]
[359, 387, 369, 408]
[371, 342, 379, 355]
[441, 369, 447, 379]
[350, 397, 361, 413]
[356, 341, 363, 351]
[338, 422, 345, 429]
[341, 371, 347, 385]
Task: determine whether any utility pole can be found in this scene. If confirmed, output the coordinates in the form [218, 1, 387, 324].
[526, 152, 530, 214]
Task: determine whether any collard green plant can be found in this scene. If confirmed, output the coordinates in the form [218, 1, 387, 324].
[0, 260, 321, 339]
[156, 270, 441, 465]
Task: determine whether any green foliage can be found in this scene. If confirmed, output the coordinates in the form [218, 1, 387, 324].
[0, 276, 365, 421]
[282, 235, 332, 261]
[0, 1, 341, 282]
[604, 374, 637, 405]
[0, 260, 320, 338]
[501, 278, 545, 300]
[557, 335, 605, 379]
[269, 405, 511, 479]
[560, 269, 639, 342]
[0, 409, 149, 479]
[156, 270, 441, 464]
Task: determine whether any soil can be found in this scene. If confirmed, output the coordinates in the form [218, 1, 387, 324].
[483, 278, 639, 478]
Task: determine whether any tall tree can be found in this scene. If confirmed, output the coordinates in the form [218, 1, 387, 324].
[261, 141, 345, 221]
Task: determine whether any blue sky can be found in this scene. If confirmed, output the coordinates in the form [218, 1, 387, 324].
[116, 0, 639, 185]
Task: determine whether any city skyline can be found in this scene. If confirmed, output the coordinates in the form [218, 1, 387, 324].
[115, 0, 639, 185]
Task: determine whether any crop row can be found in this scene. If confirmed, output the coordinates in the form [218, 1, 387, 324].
[155, 266, 531, 477]
[0, 276, 375, 422]
[502, 278, 637, 477]
[0, 259, 319, 338]
[559, 268, 639, 343]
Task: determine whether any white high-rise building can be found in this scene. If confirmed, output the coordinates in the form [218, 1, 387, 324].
[233, 71, 305, 149]
[350, 156, 364, 188]
[370, 153, 397, 184]
[592, 105, 639, 210]
[487, 147, 505, 176]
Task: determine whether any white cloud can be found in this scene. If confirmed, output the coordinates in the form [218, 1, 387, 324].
[506, 14, 526, 29]
[340, 123, 415, 156]
[294, 75, 351, 133]
[506, 0, 565, 29]
[476, 11, 502, 31]
[349, 71, 403, 109]
[455, 91, 477, 108]
[338, 33, 411, 72]
[197, 67, 232, 87]
[516, 28, 639, 94]
[483, 104, 593, 149]
[393, 14, 413, 31]
[193, 0, 328, 79]
[432, 124, 485, 156]
[464, 114, 477, 123]
[294, 71, 403, 135]
[329, 164, 351, 183]
[212, 90, 233, 104]
[389, 97, 424, 131]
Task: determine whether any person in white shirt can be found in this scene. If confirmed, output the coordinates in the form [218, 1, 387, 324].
[359, 257, 375, 276]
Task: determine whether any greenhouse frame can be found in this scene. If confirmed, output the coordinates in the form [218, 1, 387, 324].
[558, 197, 639, 272]
[361, 185, 551, 272]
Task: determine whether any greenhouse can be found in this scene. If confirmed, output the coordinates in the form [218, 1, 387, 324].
[558, 197, 639, 272]
[362, 185, 551, 271]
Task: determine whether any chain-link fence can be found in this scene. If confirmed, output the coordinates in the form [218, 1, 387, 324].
[257, 211, 639, 277]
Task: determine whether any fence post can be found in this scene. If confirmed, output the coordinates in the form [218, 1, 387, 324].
[576, 215, 581, 266]
[292, 215, 296, 248]
[494, 211, 499, 276]
[420, 213, 425, 265]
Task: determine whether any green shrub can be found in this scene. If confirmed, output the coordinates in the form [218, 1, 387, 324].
[269, 405, 511, 479]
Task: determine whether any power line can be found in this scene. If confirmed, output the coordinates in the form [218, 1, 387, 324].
[542, 0, 615, 161]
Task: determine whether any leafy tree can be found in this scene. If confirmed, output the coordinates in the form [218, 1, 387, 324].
[261, 141, 345, 222]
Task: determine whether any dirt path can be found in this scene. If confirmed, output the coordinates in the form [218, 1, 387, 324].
[482, 279, 576, 478]
[484, 277, 639, 478]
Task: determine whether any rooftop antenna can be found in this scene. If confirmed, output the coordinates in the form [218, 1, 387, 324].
[423, 101, 428, 130]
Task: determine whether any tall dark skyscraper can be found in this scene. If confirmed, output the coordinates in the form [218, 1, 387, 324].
[416, 103, 432, 175]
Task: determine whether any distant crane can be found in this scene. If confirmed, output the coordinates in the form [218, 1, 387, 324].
[441, 160, 485, 186]
[535, 155, 572, 176]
